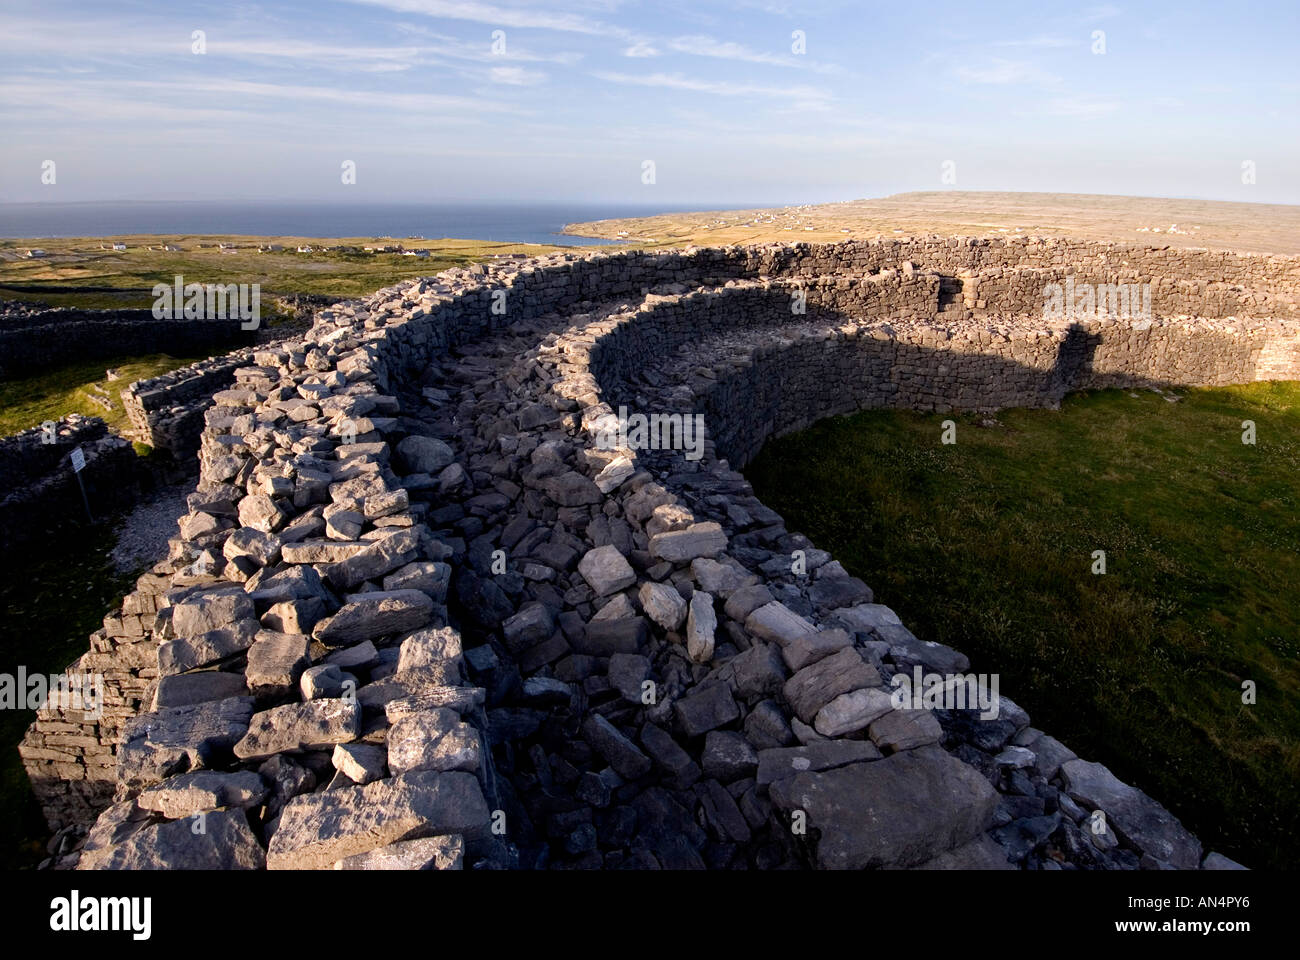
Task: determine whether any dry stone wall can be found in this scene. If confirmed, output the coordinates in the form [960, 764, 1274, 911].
[0, 307, 253, 381]
[121, 349, 261, 456]
[25, 237, 1295, 870]
[0, 414, 147, 550]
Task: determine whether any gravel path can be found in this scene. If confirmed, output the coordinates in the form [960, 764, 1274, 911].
[109, 482, 189, 576]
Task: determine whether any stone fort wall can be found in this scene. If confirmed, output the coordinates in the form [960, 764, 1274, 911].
[0, 307, 253, 382]
[0, 415, 148, 550]
[22, 237, 1296, 870]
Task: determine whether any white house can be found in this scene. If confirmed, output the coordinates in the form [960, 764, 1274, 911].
[297, 245, 313, 253]
[111, 242, 127, 250]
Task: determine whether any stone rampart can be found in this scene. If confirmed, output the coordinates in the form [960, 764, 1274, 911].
[24, 237, 1293, 870]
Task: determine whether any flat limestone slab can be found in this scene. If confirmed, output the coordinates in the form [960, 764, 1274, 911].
[1060, 758, 1201, 869]
[136, 770, 268, 819]
[312, 590, 434, 646]
[117, 696, 256, 793]
[233, 698, 361, 760]
[267, 770, 489, 869]
[769, 746, 998, 869]
[78, 808, 265, 870]
[333, 835, 464, 870]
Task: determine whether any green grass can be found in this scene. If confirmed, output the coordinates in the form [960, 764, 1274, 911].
[746, 382, 1300, 870]
[0, 521, 135, 869]
[0, 233, 609, 436]
[0, 234, 589, 309]
[0, 354, 207, 437]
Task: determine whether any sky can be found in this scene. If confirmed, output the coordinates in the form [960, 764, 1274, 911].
[1, 0, 1296, 207]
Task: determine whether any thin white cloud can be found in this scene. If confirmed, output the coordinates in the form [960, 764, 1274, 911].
[995, 36, 1074, 49]
[623, 41, 659, 57]
[667, 34, 841, 74]
[955, 58, 1060, 85]
[1083, 5, 1122, 21]
[669, 35, 794, 67]
[592, 70, 830, 102]
[0, 76, 532, 122]
[393, 22, 584, 63]
[1039, 96, 1120, 117]
[343, 0, 639, 40]
[489, 65, 546, 85]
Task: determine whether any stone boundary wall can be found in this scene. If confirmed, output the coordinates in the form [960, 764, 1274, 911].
[120, 348, 260, 456]
[0, 309, 254, 381]
[23, 237, 1294, 870]
[0, 414, 147, 551]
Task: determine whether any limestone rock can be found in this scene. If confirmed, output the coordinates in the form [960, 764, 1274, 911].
[648, 521, 727, 563]
[312, 590, 434, 646]
[745, 601, 816, 647]
[639, 580, 687, 631]
[701, 730, 758, 782]
[80, 808, 265, 870]
[170, 588, 255, 637]
[868, 707, 944, 752]
[782, 646, 882, 724]
[756, 740, 882, 786]
[397, 435, 454, 474]
[813, 686, 895, 737]
[769, 747, 998, 869]
[117, 697, 256, 793]
[577, 544, 636, 597]
[233, 698, 362, 760]
[674, 683, 739, 738]
[158, 618, 258, 675]
[1060, 759, 1201, 869]
[333, 834, 464, 870]
[152, 670, 247, 709]
[267, 770, 489, 869]
[387, 709, 482, 775]
[136, 770, 268, 819]
[244, 629, 311, 696]
[332, 742, 388, 784]
[582, 714, 652, 780]
[781, 627, 852, 672]
[685, 590, 717, 663]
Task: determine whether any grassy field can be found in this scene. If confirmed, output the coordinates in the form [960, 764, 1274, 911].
[0, 354, 207, 438]
[0, 234, 578, 309]
[0, 234, 593, 439]
[746, 382, 1300, 870]
[565, 191, 1300, 255]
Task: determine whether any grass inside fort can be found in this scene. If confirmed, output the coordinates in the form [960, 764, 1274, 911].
[0, 354, 207, 438]
[747, 381, 1300, 870]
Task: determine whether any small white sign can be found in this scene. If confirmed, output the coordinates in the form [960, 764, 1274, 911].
[70, 447, 85, 473]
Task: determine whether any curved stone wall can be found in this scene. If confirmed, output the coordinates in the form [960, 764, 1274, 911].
[23, 238, 1297, 870]
[587, 285, 1299, 466]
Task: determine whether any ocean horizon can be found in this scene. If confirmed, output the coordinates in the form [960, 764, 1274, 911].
[0, 201, 750, 245]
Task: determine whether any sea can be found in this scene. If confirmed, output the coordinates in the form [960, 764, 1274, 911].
[0, 201, 731, 245]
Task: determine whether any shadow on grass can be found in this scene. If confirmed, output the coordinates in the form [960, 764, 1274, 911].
[0, 514, 136, 869]
[747, 381, 1300, 870]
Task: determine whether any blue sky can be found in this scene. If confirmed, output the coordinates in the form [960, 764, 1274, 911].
[1, 0, 1296, 206]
